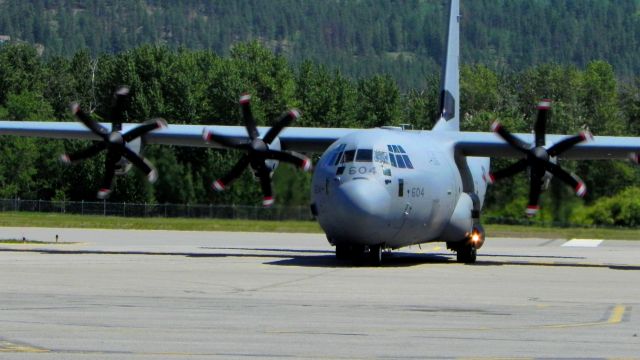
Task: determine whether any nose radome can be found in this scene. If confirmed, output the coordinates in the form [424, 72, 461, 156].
[322, 179, 391, 243]
[336, 179, 388, 219]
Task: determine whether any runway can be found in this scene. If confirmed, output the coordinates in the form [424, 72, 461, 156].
[0, 227, 638, 359]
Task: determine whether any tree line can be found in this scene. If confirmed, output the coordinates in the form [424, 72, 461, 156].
[0, 42, 639, 225]
[0, 0, 639, 89]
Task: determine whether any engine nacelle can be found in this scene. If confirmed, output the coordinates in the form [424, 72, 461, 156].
[250, 137, 282, 179]
[264, 137, 281, 172]
[116, 137, 143, 175]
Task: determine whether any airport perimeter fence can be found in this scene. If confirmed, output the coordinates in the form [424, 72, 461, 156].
[0, 198, 313, 221]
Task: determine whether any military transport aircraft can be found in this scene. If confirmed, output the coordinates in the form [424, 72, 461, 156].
[1, 0, 639, 265]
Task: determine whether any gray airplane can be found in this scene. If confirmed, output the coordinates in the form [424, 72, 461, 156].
[1, 0, 639, 265]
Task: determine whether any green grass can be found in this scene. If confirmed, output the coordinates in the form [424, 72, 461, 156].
[0, 212, 638, 240]
[0, 239, 73, 244]
[0, 212, 323, 233]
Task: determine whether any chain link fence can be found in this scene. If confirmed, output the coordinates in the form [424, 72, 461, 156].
[0, 198, 313, 221]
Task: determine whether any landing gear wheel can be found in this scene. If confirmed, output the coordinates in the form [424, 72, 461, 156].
[367, 245, 382, 266]
[456, 244, 477, 263]
[335, 245, 351, 260]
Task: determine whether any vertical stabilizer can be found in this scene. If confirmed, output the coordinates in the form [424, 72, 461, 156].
[432, 0, 460, 132]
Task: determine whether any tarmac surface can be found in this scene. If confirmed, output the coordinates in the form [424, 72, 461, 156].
[0, 227, 638, 359]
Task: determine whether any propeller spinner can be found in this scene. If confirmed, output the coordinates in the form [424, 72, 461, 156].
[203, 94, 312, 207]
[60, 86, 167, 199]
[485, 99, 592, 216]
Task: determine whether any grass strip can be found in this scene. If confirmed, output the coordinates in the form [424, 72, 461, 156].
[0, 212, 637, 240]
[0, 212, 323, 233]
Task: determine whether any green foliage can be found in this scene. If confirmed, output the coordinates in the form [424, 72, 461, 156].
[571, 187, 640, 227]
[357, 74, 401, 128]
[4, 91, 54, 120]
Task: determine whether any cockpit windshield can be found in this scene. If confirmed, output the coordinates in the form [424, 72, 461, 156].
[326, 144, 411, 168]
[355, 149, 373, 162]
[342, 150, 356, 163]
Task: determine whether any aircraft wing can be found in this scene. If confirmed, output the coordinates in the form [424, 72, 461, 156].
[0, 121, 357, 153]
[452, 131, 640, 161]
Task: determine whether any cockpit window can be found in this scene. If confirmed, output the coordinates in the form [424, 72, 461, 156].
[328, 144, 346, 166]
[401, 155, 413, 168]
[386, 144, 414, 169]
[341, 150, 356, 163]
[355, 149, 373, 162]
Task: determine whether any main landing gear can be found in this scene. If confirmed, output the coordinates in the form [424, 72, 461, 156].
[448, 225, 485, 264]
[335, 244, 383, 266]
[455, 243, 477, 263]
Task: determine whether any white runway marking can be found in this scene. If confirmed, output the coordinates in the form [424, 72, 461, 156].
[562, 239, 603, 247]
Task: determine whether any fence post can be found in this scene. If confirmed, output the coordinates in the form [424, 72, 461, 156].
[81, 200, 84, 215]
[103, 199, 106, 216]
[123, 202, 126, 217]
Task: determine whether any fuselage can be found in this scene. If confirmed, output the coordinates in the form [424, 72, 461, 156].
[311, 128, 489, 249]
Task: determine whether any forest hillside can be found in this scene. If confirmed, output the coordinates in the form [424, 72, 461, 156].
[0, 0, 639, 89]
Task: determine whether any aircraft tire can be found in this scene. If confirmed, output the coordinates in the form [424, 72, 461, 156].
[456, 244, 477, 263]
[335, 245, 351, 260]
[367, 245, 382, 266]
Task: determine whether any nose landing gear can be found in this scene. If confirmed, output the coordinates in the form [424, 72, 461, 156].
[455, 243, 477, 263]
[335, 244, 383, 266]
[448, 225, 484, 264]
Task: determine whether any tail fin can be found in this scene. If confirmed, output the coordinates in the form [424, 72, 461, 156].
[432, 0, 460, 132]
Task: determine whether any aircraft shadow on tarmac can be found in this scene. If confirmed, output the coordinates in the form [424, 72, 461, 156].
[1, 247, 639, 270]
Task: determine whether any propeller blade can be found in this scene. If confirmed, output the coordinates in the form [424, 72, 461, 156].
[534, 99, 551, 147]
[121, 147, 157, 182]
[484, 158, 528, 184]
[256, 164, 274, 207]
[262, 150, 312, 171]
[98, 151, 119, 199]
[61, 142, 106, 163]
[212, 156, 251, 191]
[263, 109, 301, 144]
[110, 86, 130, 131]
[526, 166, 545, 216]
[122, 118, 167, 142]
[239, 94, 260, 141]
[491, 121, 530, 154]
[71, 102, 108, 139]
[202, 128, 252, 150]
[542, 161, 586, 197]
[547, 131, 593, 157]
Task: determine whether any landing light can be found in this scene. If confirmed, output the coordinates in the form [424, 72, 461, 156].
[469, 227, 485, 249]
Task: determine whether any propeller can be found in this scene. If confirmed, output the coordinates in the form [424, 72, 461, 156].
[203, 94, 312, 207]
[485, 99, 592, 216]
[60, 86, 167, 199]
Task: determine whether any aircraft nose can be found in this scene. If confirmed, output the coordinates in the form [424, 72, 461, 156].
[320, 178, 391, 243]
[336, 179, 388, 218]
